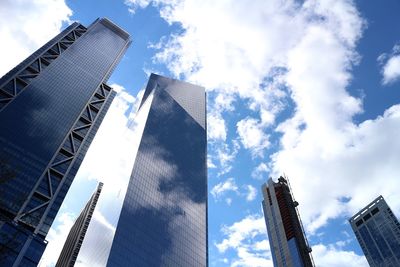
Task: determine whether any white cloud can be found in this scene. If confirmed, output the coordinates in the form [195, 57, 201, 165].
[39, 212, 75, 267]
[253, 240, 269, 252]
[245, 185, 257, 202]
[237, 117, 270, 157]
[207, 156, 217, 169]
[211, 180, 257, 203]
[214, 141, 239, 177]
[312, 243, 368, 267]
[378, 43, 400, 85]
[273, 102, 400, 232]
[251, 163, 270, 180]
[134, 0, 374, 234]
[208, 112, 227, 141]
[72, 84, 142, 193]
[380, 46, 400, 85]
[211, 177, 238, 200]
[125, 0, 152, 14]
[125, 0, 400, 248]
[215, 214, 272, 267]
[0, 0, 72, 76]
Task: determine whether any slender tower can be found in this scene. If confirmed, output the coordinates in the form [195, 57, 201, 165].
[56, 182, 103, 267]
[0, 18, 130, 266]
[349, 196, 400, 267]
[104, 73, 208, 266]
[261, 176, 314, 267]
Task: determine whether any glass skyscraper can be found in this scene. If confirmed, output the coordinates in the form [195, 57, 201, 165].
[261, 176, 314, 267]
[84, 73, 206, 266]
[56, 182, 103, 267]
[0, 18, 130, 266]
[349, 195, 400, 267]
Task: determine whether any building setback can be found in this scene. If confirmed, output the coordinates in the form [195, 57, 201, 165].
[349, 195, 400, 267]
[0, 18, 130, 266]
[261, 176, 314, 267]
[56, 182, 103, 267]
[104, 73, 207, 266]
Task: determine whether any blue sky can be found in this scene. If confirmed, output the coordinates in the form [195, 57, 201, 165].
[1, 0, 400, 266]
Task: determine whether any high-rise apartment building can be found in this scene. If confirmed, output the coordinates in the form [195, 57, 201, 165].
[0, 18, 130, 266]
[261, 176, 314, 267]
[56, 182, 103, 267]
[102, 73, 207, 266]
[349, 195, 400, 267]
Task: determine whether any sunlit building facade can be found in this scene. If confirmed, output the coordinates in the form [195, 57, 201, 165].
[0, 18, 130, 266]
[349, 195, 400, 267]
[261, 177, 314, 267]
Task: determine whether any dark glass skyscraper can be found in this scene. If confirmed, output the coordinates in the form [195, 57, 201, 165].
[56, 182, 103, 267]
[0, 18, 130, 266]
[261, 176, 314, 267]
[105, 73, 207, 266]
[349, 196, 400, 267]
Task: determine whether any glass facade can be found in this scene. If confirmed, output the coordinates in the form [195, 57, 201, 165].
[349, 196, 400, 267]
[105, 74, 207, 266]
[0, 18, 130, 266]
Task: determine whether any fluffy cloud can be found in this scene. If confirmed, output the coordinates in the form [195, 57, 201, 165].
[125, 0, 152, 14]
[214, 141, 239, 177]
[244, 185, 257, 202]
[312, 243, 368, 267]
[215, 214, 272, 267]
[379, 44, 400, 85]
[251, 163, 270, 180]
[236, 117, 270, 157]
[128, 0, 399, 236]
[127, 0, 399, 261]
[268, 0, 366, 232]
[211, 180, 257, 203]
[382, 55, 400, 84]
[0, 0, 72, 76]
[208, 112, 227, 141]
[273, 104, 400, 232]
[73, 84, 142, 193]
[211, 177, 238, 200]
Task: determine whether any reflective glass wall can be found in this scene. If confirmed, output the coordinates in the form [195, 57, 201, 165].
[350, 196, 400, 267]
[106, 74, 207, 266]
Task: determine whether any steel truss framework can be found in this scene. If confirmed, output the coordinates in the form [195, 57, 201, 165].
[0, 24, 87, 111]
[14, 83, 113, 236]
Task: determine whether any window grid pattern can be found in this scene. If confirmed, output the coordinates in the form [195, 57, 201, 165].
[0, 24, 87, 111]
[107, 76, 207, 267]
[350, 196, 400, 267]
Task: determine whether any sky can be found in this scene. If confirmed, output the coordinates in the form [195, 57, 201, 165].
[1, 0, 400, 266]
